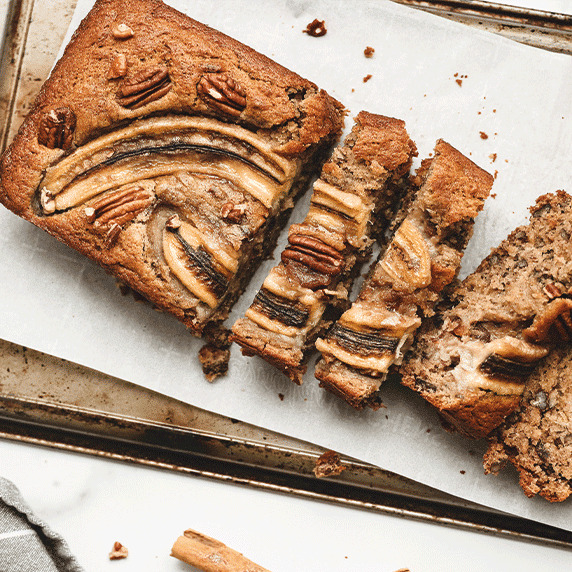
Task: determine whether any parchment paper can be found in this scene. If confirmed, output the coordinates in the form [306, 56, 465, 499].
[2, 0, 572, 530]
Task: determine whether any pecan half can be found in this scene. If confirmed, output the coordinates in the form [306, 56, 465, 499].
[282, 234, 345, 278]
[37, 107, 76, 150]
[85, 186, 153, 227]
[197, 73, 246, 117]
[117, 66, 172, 109]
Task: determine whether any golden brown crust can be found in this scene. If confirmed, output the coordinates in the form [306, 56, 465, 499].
[351, 111, 417, 175]
[0, 0, 344, 339]
[421, 140, 493, 229]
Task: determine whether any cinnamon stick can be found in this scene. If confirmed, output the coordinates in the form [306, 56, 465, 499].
[171, 528, 272, 572]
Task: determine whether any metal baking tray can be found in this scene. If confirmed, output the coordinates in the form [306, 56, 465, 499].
[1, 0, 572, 549]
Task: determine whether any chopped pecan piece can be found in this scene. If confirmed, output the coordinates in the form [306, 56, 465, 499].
[108, 54, 128, 79]
[111, 23, 134, 39]
[197, 73, 246, 117]
[109, 541, 128, 560]
[303, 19, 327, 37]
[37, 107, 76, 150]
[220, 201, 246, 223]
[104, 223, 122, 249]
[117, 66, 172, 109]
[313, 450, 346, 478]
[282, 234, 344, 277]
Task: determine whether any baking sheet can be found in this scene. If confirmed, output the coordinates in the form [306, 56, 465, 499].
[1, 0, 572, 530]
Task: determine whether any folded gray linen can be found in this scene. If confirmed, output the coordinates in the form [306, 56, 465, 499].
[0, 477, 84, 572]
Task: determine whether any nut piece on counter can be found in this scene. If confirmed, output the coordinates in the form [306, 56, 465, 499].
[109, 541, 128, 560]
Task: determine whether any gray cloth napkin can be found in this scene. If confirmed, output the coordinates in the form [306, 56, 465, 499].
[0, 477, 84, 572]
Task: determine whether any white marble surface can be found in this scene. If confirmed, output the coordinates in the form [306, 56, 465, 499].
[1, 1, 572, 570]
[2, 438, 571, 572]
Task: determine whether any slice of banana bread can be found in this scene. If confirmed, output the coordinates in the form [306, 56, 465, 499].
[484, 345, 572, 502]
[230, 112, 417, 383]
[315, 140, 492, 409]
[401, 191, 572, 438]
[0, 0, 344, 345]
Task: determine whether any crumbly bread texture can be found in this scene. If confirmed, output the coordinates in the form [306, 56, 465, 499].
[484, 345, 572, 502]
[315, 140, 492, 409]
[401, 191, 572, 439]
[230, 112, 417, 383]
[0, 0, 344, 342]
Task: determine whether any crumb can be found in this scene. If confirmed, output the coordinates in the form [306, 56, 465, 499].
[491, 192, 497, 199]
[363, 74, 372, 83]
[364, 46, 375, 58]
[454, 73, 458, 77]
[385, 415, 389, 419]
[303, 18, 327, 37]
[478, 111, 481, 115]
[480, 131, 488, 140]
[394, 569, 411, 572]
[109, 542, 128, 560]
[351, 88, 355, 92]
[313, 450, 347, 478]
[493, 109, 497, 112]
[198, 343, 230, 382]
[460, 470, 466, 475]
[278, 393, 284, 401]
[489, 152, 497, 162]
[426, 428, 431, 433]
[494, 170, 498, 179]
[456, 79, 463, 87]
[199, 325, 231, 381]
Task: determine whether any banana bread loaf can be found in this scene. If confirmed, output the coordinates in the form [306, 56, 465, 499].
[0, 0, 344, 348]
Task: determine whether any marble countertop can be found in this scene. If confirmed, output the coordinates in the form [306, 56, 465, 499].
[1, 1, 572, 570]
[2, 438, 571, 572]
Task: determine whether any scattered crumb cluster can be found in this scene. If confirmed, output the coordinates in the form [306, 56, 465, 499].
[303, 18, 327, 37]
[454, 72, 468, 86]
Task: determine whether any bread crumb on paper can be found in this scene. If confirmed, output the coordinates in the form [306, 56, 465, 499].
[303, 18, 327, 37]
[109, 542, 128, 560]
[364, 46, 375, 58]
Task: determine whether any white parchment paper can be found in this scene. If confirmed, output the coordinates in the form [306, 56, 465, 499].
[2, 0, 572, 530]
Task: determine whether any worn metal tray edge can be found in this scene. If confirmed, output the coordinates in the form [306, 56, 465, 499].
[1, 0, 572, 550]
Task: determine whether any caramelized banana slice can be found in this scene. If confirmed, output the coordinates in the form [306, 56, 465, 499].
[163, 220, 233, 309]
[39, 116, 298, 213]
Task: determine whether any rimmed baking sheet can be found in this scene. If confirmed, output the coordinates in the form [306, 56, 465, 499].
[1, 0, 572, 543]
